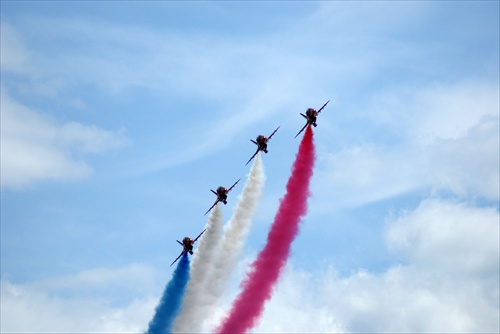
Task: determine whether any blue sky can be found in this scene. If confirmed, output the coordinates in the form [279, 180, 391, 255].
[1, 1, 499, 332]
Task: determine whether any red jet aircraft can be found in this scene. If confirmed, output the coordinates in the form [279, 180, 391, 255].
[294, 100, 330, 138]
[170, 229, 206, 266]
[245, 126, 280, 166]
[204, 179, 241, 215]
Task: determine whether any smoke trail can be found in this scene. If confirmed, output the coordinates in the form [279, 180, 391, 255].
[173, 153, 265, 333]
[216, 126, 315, 333]
[171, 202, 224, 332]
[146, 253, 190, 334]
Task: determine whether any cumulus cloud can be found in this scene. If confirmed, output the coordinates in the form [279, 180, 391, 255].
[251, 199, 499, 333]
[386, 199, 499, 276]
[0, 90, 128, 189]
[255, 264, 498, 333]
[4, 199, 495, 334]
[0, 280, 155, 334]
[185, 200, 499, 333]
[0, 264, 164, 333]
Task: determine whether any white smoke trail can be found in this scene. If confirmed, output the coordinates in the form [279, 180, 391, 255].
[171, 203, 223, 332]
[172, 153, 265, 333]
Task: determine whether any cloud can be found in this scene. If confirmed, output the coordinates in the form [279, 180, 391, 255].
[315, 144, 421, 209]
[6, 3, 494, 176]
[251, 199, 499, 333]
[5, 15, 305, 101]
[34, 263, 160, 299]
[0, 90, 129, 190]
[254, 264, 498, 333]
[0, 19, 315, 175]
[1, 199, 497, 333]
[1, 3, 497, 333]
[386, 198, 499, 276]
[407, 82, 499, 144]
[314, 80, 499, 210]
[0, 264, 163, 333]
[423, 116, 499, 199]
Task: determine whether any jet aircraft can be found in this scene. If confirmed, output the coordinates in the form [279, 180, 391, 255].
[170, 229, 206, 266]
[294, 100, 330, 138]
[204, 179, 241, 215]
[245, 126, 280, 166]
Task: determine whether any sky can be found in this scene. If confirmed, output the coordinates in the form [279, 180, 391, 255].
[1, 1, 499, 333]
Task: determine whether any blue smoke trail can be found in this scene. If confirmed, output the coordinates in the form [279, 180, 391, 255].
[146, 253, 190, 334]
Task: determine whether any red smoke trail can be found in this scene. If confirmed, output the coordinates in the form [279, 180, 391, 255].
[216, 125, 315, 333]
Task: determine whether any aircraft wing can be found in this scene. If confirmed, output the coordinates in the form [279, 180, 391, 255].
[294, 122, 309, 139]
[227, 179, 241, 192]
[193, 229, 207, 243]
[204, 200, 219, 216]
[267, 126, 280, 140]
[245, 149, 259, 166]
[317, 100, 330, 114]
[170, 250, 186, 267]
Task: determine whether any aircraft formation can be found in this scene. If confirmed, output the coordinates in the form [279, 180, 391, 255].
[169, 101, 329, 266]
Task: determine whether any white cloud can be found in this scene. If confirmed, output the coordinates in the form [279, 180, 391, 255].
[191, 199, 499, 333]
[0, 280, 155, 334]
[423, 116, 499, 199]
[386, 198, 499, 276]
[0, 3, 497, 333]
[409, 82, 499, 144]
[0, 90, 128, 189]
[8, 16, 304, 101]
[35, 263, 160, 297]
[314, 80, 499, 210]
[0, 19, 318, 176]
[403, 82, 499, 200]
[1, 200, 498, 333]
[6, 4, 495, 178]
[253, 199, 499, 333]
[0, 264, 163, 333]
[314, 144, 421, 209]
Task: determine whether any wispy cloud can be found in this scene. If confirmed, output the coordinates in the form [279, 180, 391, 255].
[312, 80, 499, 211]
[0, 89, 129, 189]
[1, 18, 316, 175]
[0, 22, 33, 75]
